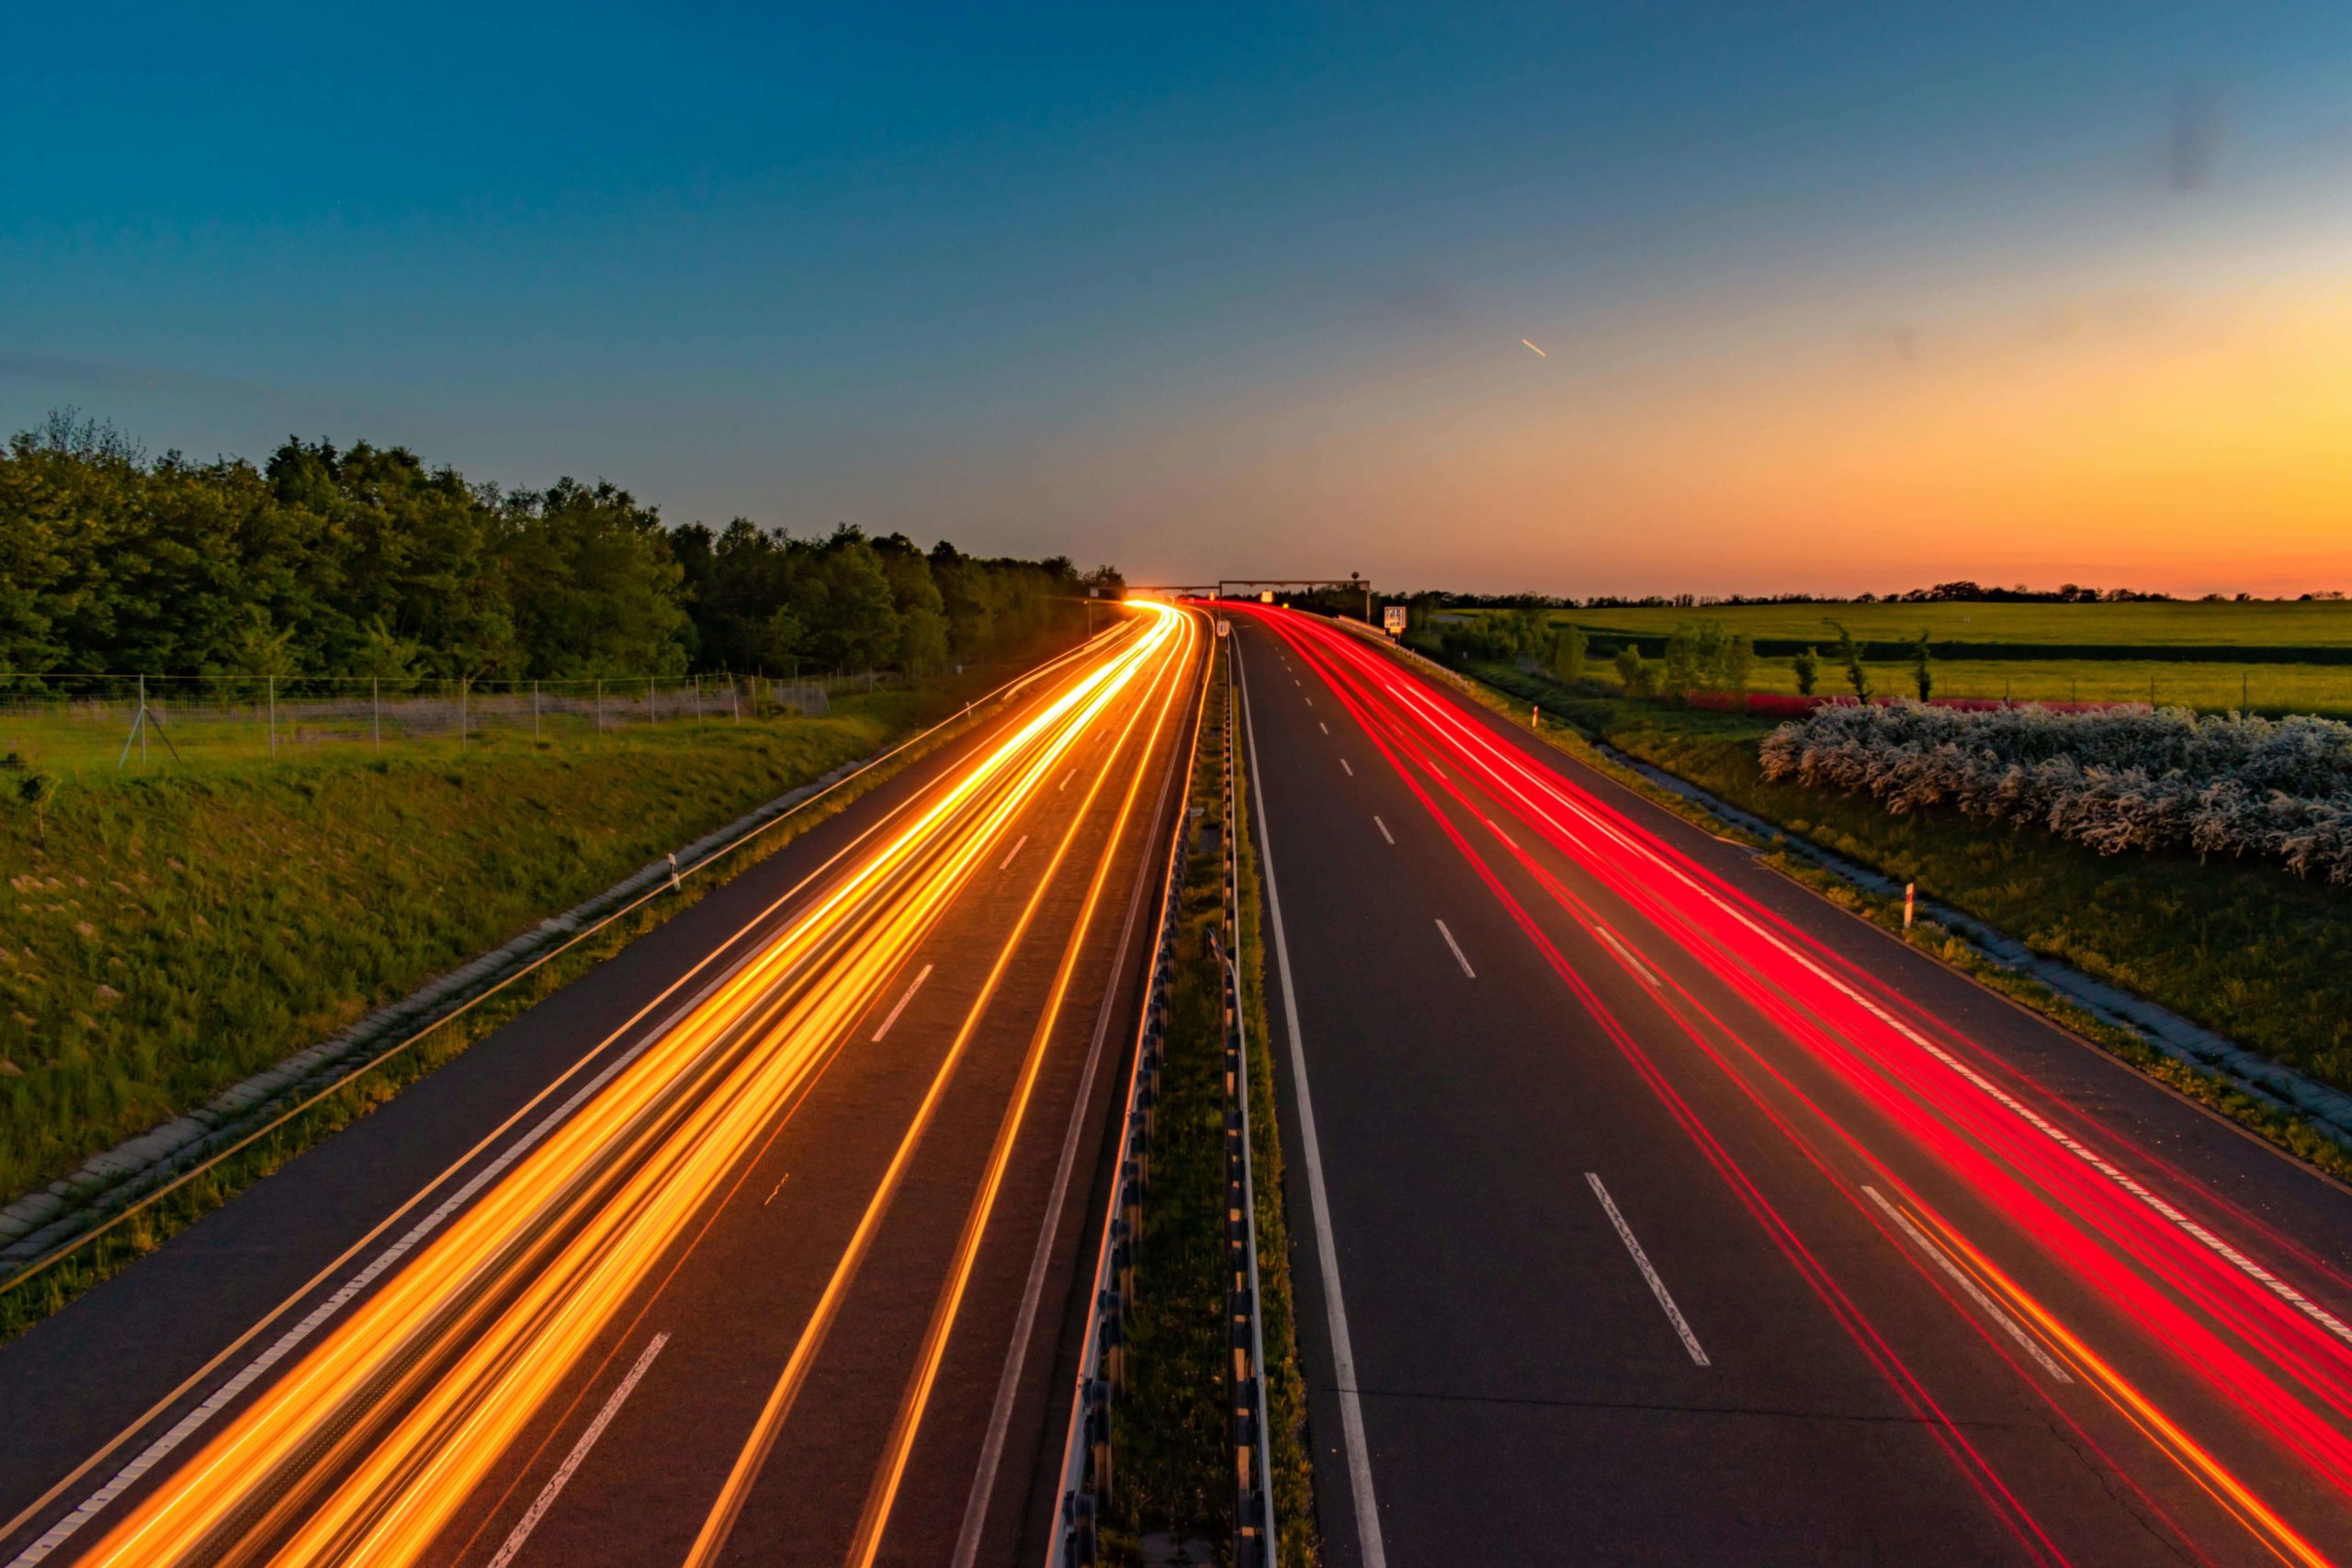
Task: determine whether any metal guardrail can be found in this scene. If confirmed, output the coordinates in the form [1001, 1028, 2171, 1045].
[1045, 635, 1202, 1567]
[1216, 637, 1279, 1565]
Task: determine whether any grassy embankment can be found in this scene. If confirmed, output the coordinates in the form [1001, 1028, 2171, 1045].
[1403, 637, 2352, 1179]
[1110, 647, 1317, 1566]
[0, 662, 1038, 1337]
[1447, 600, 2352, 716]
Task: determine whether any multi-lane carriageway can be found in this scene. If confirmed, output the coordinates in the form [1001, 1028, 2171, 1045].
[0, 602, 1204, 1568]
[8, 591, 2352, 1567]
[1227, 602, 2352, 1566]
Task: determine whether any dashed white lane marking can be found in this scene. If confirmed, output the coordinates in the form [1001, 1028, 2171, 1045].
[1319, 722, 1329, 734]
[1340, 758, 1353, 777]
[1374, 816, 1395, 845]
[1379, 675, 2352, 1351]
[1435, 919, 1476, 979]
[998, 833, 1029, 872]
[1594, 927, 1659, 987]
[1862, 1186, 2073, 1384]
[489, 1331, 671, 1568]
[1588, 1174, 1710, 1367]
[871, 964, 934, 1043]
[1059, 770, 1075, 791]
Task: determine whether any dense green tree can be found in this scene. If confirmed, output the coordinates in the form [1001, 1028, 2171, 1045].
[1550, 623, 1588, 684]
[0, 414, 1101, 682]
[500, 479, 689, 677]
[1792, 646, 1821, 695]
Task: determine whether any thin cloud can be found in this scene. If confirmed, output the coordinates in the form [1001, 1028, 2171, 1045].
[2169, 83, 2221, 192]
[1856, 323, 1920, 368]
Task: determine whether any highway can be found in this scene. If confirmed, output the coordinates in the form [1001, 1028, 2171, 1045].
[0, 601, 1204, 1568]
[1227, 604, 2352, 1567]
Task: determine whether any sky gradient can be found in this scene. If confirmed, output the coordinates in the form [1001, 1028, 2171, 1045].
[6, 3, 2351, 596]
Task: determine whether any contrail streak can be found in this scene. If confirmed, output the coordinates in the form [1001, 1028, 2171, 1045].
[1521, 338, 1547, 357]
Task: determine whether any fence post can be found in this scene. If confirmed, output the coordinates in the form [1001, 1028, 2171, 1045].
[140, 674, 149, 768]
[460, 676, 469, 746]
[648, 676, 654, 726]
[694, 674, 703, 722]
[729, 672, 740, 723]
[534, 679, 541, 742]
[596, 679, 605, 733]
[268, 676, 277, 759]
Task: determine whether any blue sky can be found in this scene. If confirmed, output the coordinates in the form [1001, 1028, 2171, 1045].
[7, 4, 2352, 592]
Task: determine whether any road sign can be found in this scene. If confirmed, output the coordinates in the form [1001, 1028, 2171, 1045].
[1382, 605, 1408, 635]
[1217, 619, 1230, 637]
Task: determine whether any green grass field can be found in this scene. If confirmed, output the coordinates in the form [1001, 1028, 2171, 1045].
[0, 693, 934, 1208]
[1433, 599, 2352, 715]
[0, 677, 862, 783]
[1717, 657, 2352, 715]
[1525, 599, 2352, 649]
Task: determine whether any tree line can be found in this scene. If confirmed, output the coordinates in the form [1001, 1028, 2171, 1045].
[0, 412, 1118, 685]
[1408, 604, 1955, 704]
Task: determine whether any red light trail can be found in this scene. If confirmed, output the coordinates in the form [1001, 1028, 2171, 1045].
[1229, 602, 2352, 1567]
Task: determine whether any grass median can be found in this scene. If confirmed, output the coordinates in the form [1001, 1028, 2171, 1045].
[1108, 645, 1318, 1566]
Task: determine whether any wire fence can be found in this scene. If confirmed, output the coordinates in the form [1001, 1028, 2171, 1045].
[0, 671, 893, 777]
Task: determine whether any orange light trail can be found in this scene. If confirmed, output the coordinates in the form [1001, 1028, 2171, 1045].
[72, 603, 1192, 1568]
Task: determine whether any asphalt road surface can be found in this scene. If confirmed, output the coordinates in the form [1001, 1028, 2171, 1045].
[1229, 604, 2352, 1568]
[0, 602, 1204, 1568]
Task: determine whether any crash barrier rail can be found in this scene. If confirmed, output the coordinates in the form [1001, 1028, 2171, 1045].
[1216, 638, 1280, 1564]
[1047, 623, 1260, 1564]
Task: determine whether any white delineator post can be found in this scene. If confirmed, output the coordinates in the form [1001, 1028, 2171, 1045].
[1904, 881, 1916, 931]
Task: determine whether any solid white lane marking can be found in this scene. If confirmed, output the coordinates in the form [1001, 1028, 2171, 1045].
[489, 1331, 671, 1568]
[1374, 816, 1395, 845]
[1435, 919, 1476, 979]
[1241, 650, 1389, 1568]
[1587, 1173, 1709, 1366]
[1339, 758, 1353, 777]
[1594, 927, 1659, 988]
[870, 964, 934, 1043]
[1862, 1186, 2072, 1384]
[997, 833, 1029, 872]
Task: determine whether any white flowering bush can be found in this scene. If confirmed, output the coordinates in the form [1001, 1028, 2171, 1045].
[1758, 704, 2352, 882]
